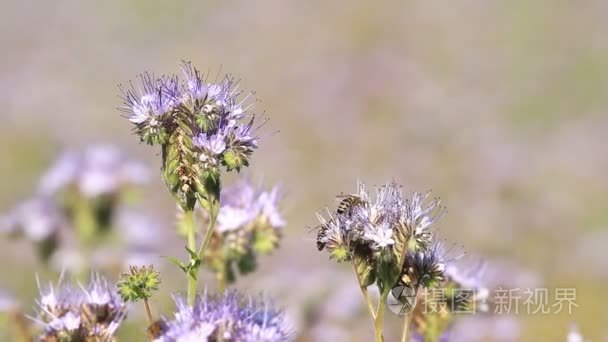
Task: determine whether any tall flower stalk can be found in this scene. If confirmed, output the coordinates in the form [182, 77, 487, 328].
[120, 62, 259, 305]
[313, 182, 449, 341]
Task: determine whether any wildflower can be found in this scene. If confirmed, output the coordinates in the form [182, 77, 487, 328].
[444, 258, 490, 312]
[401, 192, 444, 251]
[154, 291, 292, 342]
[567, 324, 584, 342]
[0, 289, 18, 313]
[32, 273, 127, 340]
[314, 182, 446, 287]
[119, 73, 177, 145]
[119, 62, 259, 209]
[118, 265, 161, 325]
[117, 265, 161, 303]
[1, 197, 64, 261]
[203, 180, 285, 283]
[38, 145, 149, 198]
[363, 221, 396, 250]
[399, 242, 454, 289]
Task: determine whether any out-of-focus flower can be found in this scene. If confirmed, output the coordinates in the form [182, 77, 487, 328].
[203, 180, 285, 284]
[0, 289, 19, 313]
[32, 273, 127, 340]
[50, 249, 87, 274]
[444, 258, 490, 312]
[567, 323, 584, 342]
[0, 197, 65, 261]
[39, 145, 149, 198]
[154, 291, 292, 342]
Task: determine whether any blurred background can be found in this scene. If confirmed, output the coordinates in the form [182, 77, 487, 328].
[1, 0, 607, 340]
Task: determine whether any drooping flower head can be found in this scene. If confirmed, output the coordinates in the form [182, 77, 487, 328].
[31, 273, 127, 341]
[154, 291, 292, 342]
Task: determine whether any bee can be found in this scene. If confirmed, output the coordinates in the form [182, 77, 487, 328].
[80, 303, 110, 326]
[336, 195, 364, 215]
[315, 223, 329, 251]
[147, 320, 167, 339]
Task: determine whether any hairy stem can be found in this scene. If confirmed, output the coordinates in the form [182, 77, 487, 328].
[400, 313, 413, 342]
[216, 265, 227, 293]
[10, 311, 30, 342]
[374, 288, 390, 342]
[197, 198, 219, 263]
[352, 260, 376, 320]
[400, 288, 419, 342]
[182, 209, 197, 306]
[73, 196, 97, 246]
[143, 298, 154, 325]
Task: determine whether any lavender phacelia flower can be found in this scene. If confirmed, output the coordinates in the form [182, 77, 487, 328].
[444, 258, 490, 312]
[39, 145, 149, 198]
[203, 180, 285, 283]
[399, 242, 450, 289]
[154, 291, 292, 342]
[119, 61, 260, 209]
[32, 273, 127, 341]
[315, 182, 444, 265]
[0, 197, 65, 261]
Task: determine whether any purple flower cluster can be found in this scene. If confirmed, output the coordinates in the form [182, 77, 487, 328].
[155, 291, 292, 342]
[203, 180, 285, 282]
[32, 273, 127, 340]
[216, 180, 285, 233]
[39, 144, 149, 198]
[316, 182, 445, 261]
[0, 197, 65, 261]
[120, 62, 259, 172]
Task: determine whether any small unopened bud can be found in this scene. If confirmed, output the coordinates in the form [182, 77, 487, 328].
[117, 265, 161, 303]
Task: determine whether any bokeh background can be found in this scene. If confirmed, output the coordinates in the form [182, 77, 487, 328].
[1, 0, 607, 340]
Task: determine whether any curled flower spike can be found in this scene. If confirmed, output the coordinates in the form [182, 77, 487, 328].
[119, 73, 178, 145]
[31, 273, 127, 341]
[154, 291, 292, 342]
[119, 61, 260, 209]
[401, 192, 445, 252]
[399, 242, 454, 289]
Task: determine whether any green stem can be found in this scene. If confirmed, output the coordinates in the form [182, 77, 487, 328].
[400, 288, 418, 342]
[216, 265, 227, 293]
[182, 209, 197, 306]
[143, 298, 154, 325]
[353, 260, 376, 321]
[374, 288, 390, 342]
[73, 197, 97, 246]
[10, 310, 30, 342]
[197, 198, 219, 262]
[400, 312, 413, 342]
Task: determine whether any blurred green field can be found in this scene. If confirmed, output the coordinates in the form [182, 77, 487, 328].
[1, 0, 607, 340]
